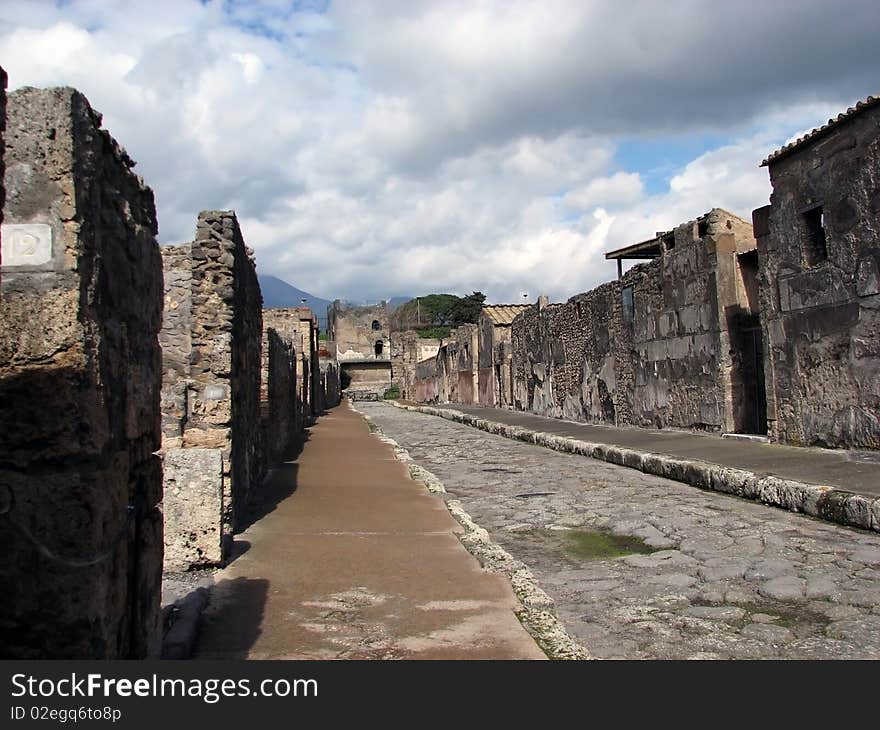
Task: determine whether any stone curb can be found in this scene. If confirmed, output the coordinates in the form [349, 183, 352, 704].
[388, 402, 880, 535]
[349, 402, 591, 660]
[161, 587, 209, 660]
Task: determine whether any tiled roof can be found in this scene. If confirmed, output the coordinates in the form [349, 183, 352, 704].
[482, 304, 531, 325]
[762, 95, 880, 166]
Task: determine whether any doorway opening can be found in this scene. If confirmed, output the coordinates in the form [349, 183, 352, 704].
[728, 250, 767, 434]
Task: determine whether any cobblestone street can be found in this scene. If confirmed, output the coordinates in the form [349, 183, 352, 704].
[358, 402, 880, 659]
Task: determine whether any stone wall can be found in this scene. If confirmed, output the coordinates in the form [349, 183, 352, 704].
[628, 215, 725, 431]
[390, 330, 440, 398]
[413, 357, 440, 402]
[319, 357, 341, 410]
[0, 87, 163, 658]
[0, 65, 6, 278]
[477, 305, 531, 407]
[159, 244, 191, 445]
[410, 324, 479, 405]
[160, 211, 263, 571]
[511, 298, 569, 417]
[477, 314, 494, 405]
[329, 300, 390, 361]
[296, 309, 318, 417]
[262, 328, 295, 462]
[262, 308, 303, 438]
[756, 102, 880, 449]
[510, 287, 623, 423]
[508, 210, 760, 434]
[329, 300, 391, 396]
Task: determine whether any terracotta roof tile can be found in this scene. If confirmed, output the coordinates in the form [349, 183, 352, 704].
[482, 304, 531, 325]
[762, 95, 880, 166]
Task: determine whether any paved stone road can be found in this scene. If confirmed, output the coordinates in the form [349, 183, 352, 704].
[358, 402, 880, 659]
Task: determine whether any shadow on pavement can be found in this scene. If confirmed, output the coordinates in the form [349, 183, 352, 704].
[193, 577, 270, 659]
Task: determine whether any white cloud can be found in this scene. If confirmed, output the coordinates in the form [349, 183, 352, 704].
[563, 173, 644, 213]
[1, 1, 878, 305]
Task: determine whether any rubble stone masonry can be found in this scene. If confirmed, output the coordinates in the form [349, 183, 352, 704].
[261, 309, 300, 461]
[160, 212, 262, 571]
[0, 66, 6, 277]
[0, 87, 163, 657]
[509, 210, 759, 433]
[391, 330, 440, 399]
[756, 101, 880, 449]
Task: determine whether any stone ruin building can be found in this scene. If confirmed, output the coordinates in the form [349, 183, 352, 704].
[478, 304, 530, 407]
[412, 209, 764, 436]
[390, 329, 440, 399]
[0, 85, 164, 658]
[0, 80, 340, 657]
[754, 96, 880, 450]
[598, 208, 762, 433]
[410, 93, 880, 454]
[0, 71, 876, 660]
[328, 300, 392, 398]
[263, 306, 320, 434]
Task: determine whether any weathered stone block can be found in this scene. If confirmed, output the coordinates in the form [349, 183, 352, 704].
[160, 212, 263, 570]
[0, 86, 163, 658]
[0, 64, 5, 278]
[162, 448, 224, 571]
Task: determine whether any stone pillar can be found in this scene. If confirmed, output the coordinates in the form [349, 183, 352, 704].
[0, 87, 163, 658]
[160, 212, 262, 571]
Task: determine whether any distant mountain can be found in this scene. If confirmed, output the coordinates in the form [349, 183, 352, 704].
[258, 275, 330, 328]
[388, 296, 414, 311]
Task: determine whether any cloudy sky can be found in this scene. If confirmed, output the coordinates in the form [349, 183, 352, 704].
[2, 1, 878, 303]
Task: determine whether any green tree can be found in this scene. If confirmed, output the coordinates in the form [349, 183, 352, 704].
[448, 291, 486, 325]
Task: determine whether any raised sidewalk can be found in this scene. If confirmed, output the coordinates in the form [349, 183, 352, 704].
[192, 401, 544, 660]
[392, 402, 880, 534]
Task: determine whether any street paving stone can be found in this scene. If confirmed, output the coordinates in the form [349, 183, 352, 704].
[358, 402, 880, 659]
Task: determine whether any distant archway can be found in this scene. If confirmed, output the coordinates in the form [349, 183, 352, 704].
[375, 340, 384, 357]
[371, 320, 381, 331]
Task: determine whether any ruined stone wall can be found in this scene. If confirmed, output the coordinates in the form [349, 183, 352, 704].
[391, 330, 440, 399]
[757, 107, 880, 449]
[569, 282, 622, 423]
[453, 324, 479, 404]
[319, 358, 341, 409]
[477, 315, 496, 406]
[407, 324, 479, 405]
[262, 308, 303, 434]
[413, 356, 440, 402]
[510, 301, 567, 417]
[621, 212, 724, 431]
[263, 308, 311, 427]
[329, 300, 390, 362]
[0, 66, 6, 277]
[159, 245, 192, 445]
[160, 212, 262, 571]
[0, 87, 163, 658]
[330, 301, 391, 397]
[263, 328, 295, 462]
[480, 322, 518, 408]
[495, 340, 515, 408]
[510, 287, 626, 423]
[510, 210, 756, 433]
[224, 213, 264, 508]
